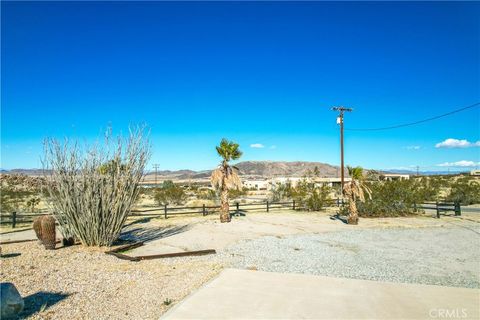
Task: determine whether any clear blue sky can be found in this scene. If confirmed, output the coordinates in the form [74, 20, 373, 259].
[1, 1, 479, 171]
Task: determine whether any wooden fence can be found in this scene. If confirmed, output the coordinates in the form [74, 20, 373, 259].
[417, 201, 461, 218]
[0, 199, 461, 229]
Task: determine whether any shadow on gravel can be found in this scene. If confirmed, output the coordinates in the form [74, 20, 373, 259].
[123, 217, 154, 228]
[0, 253, 21, 258]
[330, 214, 348, 224]
[120, 224, 191, 243]
[231, 209, 247, 217]
[20, 291, 70, 318]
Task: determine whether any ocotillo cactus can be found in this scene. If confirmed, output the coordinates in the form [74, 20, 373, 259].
[41, 216, 56, 250]
[32, 216, 44, 243]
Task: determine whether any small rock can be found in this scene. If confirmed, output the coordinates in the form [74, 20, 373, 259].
[0, 283, 24, 319]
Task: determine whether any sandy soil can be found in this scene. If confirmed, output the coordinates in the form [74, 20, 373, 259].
[1, 210, 479, 319]
[123, 210, 480, 256]
[0, 242, 222, 320]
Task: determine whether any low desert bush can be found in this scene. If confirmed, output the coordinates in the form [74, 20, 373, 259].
[196, 188, 217, 201]
[228, 187, 248, 199]
[270, 179, 332, 211]
[358, 179, 428, 217]
[153, 180, 187, 206]
[446, 176, 480, 205]
[0, 174, 46, 213]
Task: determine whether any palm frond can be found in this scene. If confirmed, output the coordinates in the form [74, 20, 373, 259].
[210, 168, 224, 189]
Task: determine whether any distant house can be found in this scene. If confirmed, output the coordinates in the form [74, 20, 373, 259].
[470, 169, 480, 176]
[269, 177, 352, 190]
[242, 179, 269, 190]
[270, 177, 304, 188]
[313, 177, 352, 188]
[381, 174, 410, 181]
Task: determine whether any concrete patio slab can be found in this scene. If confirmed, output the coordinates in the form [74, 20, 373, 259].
[162, 268, 480, 320]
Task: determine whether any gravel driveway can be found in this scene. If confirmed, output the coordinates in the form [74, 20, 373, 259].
[219, 225, 480, 288]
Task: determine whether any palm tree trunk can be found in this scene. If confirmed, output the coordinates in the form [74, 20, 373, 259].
[347, 199, 359, 225]
[220, 187, 231, 223]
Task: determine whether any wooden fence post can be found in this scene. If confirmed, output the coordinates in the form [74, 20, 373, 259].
[292, 200, 296, 210]
[336, 198, 339, 206]
[436, 201, 440, 218]
[203, 204, 206, 216]
[164, 204, 168, 219]
[413, 202, 417, 212]
[454, 202, 461, 216]
[266, 201, 269, 212]
[12, 211, 16, 228]
[236, 202, 239, 213]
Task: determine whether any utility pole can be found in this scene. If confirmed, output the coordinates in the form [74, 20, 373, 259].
[152, 164, 160, 186]
[332, 106, 353, 195]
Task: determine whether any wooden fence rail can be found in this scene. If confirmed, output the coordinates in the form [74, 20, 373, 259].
[0, 199, 461, 228]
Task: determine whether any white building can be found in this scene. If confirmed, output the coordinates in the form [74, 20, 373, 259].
[269, 177, 352, 189]
[313, 177, 352, 188]
[470, 170, 480, 176]
[381, 174, 410, 181]
[242, 179, 269, 190]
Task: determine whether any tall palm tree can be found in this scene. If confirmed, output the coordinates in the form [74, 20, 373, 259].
[211, 138, 242, 223]
[344, 166, 371, 225]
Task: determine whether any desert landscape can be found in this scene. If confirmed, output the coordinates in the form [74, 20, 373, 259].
[2, 1, 479, 319]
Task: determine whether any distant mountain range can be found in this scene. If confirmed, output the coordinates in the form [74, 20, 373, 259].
[383, 169, 469, 176]
[2, 161, 341, 180]
[1, 161, 469, 180]
[0, 169, 47, 175]
[142, 161, 343, 180]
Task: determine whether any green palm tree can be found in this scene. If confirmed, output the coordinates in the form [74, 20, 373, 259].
[344, 166, 371, 225]
[211, 139, 243, 223]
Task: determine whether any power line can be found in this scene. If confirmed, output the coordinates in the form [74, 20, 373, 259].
[345, 102, 480, 131]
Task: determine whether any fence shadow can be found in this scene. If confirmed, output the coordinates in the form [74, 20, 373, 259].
[20, 291, 70, 318]
[119, 224, 191, 243]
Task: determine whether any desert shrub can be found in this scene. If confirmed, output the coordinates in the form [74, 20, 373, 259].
[153, 180, 187, 206]
[270, 182, 295, 202]
[197, 188, 217, 201]
[270, 179, 332, 211]
[416, 176, 446, 201]
[303, 184, 332, 211]
[446, 177, 480, 205]
[43, 126, 151, 246]
[228, 187, 247, 199]
[160, 180, 175, 189]
[0, 174, 46, 213]
[357, 179, 425, 217]
[25, 197, 41, 212]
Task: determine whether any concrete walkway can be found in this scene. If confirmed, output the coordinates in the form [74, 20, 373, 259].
[162, 269, 480, 320]
[0, 229, 37, 242]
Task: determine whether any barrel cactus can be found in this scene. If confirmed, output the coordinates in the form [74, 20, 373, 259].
[32, 216, 44, 243]
[41, 216, 56, 250]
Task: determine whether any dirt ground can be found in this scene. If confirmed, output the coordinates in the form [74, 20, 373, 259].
[122, 209, 480, 256]
[1, 210, 479, 319]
